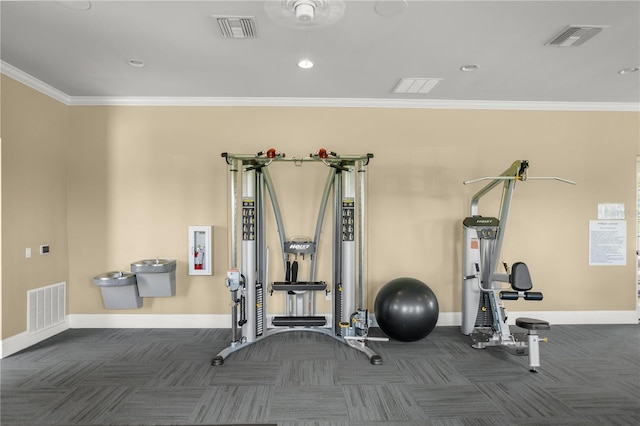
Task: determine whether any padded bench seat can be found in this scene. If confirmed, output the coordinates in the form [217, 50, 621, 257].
[515, 317, 550, 331]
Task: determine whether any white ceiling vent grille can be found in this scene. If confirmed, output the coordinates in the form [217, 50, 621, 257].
[546, 25, 606, 47]
[393, 78, 442, 94]
[213, 16, 258, 39]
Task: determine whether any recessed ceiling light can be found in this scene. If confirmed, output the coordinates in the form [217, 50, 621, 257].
[375, 0, 408, 18]
[298, 58, 314, 69]
[618, 66, 639, 75]
[128, 59, 146, 68]
[56, 1, 91, 11]
[460, 64, 479, 72]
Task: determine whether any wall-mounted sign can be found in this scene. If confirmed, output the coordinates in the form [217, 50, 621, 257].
[589, 220, 626, 266]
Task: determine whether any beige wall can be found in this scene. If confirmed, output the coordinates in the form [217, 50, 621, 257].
[1, 75, 69, 338]
[2, 73, 639, 339]
[67, 105, 639, 316]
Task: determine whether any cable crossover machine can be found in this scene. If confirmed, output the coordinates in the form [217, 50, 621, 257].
[212, 148, 386, 366]
[462, 160, 575, 372]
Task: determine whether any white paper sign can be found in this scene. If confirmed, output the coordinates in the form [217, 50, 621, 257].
[598, 203, 625, 220]
[589, 220, 626, 266]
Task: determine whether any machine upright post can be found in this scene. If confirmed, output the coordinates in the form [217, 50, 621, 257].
[228, 158, 240, 344]
[333, 169, 343, 335]
[228, 158, 239, 270]
[242, 167, 257, 343]
[342, 164, 356, 324]
[357, 160, 366, 309]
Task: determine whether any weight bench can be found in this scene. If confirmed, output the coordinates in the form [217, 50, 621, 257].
[515, 317, 550, 372]
[500, 262, 550, 372]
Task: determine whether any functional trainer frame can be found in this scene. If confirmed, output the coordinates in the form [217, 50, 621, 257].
[461, 160, 574, 372]
[212, 148, 385, 366]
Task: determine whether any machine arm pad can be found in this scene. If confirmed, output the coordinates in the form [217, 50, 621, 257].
[499, 290, 543, 301]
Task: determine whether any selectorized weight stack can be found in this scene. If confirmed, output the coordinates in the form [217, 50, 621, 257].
[461, 160, 574, 372]
[212, 148, 385, 366]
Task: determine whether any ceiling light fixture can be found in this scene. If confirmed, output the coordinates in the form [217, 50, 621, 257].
[265, 0, 345, 30]
[618, 66, 639, 75]
[128, 59, 146, 68]
[295, 0, 316, 21]
[56, 1, 91, 11]
[298, 58, 314, 69]
[460, 64, 479, 72]
[375, 0, 408, 18]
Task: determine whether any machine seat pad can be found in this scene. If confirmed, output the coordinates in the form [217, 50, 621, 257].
[516, 317, 550, 330]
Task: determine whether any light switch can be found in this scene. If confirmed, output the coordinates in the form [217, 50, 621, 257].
[26, 248, 32, 258]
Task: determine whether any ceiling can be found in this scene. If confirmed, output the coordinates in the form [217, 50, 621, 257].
[1, 0, 639, 106]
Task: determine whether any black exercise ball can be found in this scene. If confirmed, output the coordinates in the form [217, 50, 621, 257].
[374, 277, 439, 342]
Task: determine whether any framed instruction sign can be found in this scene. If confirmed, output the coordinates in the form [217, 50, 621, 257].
[589, 220, 626, 266]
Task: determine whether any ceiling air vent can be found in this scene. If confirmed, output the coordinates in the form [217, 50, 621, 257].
[546, 25, 605, 47]
[213, 16, 258, 39]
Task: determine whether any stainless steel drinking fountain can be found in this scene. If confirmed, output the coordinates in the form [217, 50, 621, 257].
[130, 258, 177, 297]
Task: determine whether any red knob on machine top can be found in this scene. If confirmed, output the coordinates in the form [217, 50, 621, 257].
[318, 148, 328, 159]
[266, 148, 277, 159]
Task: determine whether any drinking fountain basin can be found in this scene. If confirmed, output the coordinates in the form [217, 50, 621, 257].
[93, 271, 137, 287]
[130, 258, 177, 297]
[130, 258, 176, 273]
[93, 271, 142, 309]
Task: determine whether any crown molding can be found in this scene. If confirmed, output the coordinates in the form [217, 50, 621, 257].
[1, 61, 71, 105]
[3, 62, 638, 112]
[68, 96, 640, 111]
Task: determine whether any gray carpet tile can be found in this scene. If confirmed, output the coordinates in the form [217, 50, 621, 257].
[396, 358, 471, 385]
[75, 361, 164, 387]
[476, 381, 576, 419]
[17, 359, 106, 388]
[114, 341, 181, 362]
[407, 384, 505, 418]
[212, 360, 282, 385]
[447, 355, 528, 383]
[145, 359, 219, 387]
[32, 385, 134, 425]
[191, 385, 272, 424]
[106, 387, 208, 425]
[1, 325, 639, 425]
[277, 341, 338, 360]
[268, 385, 349, 421]
[0, 388, 71, 425]
[587, 414, 640, 426]
[342, 384, 425, 421]
[277, 359, 338, 386]
[544, 384, 640, 417]
[336, 360, 405, 384]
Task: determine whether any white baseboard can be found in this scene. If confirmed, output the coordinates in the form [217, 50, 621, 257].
[1, 320, 69, 359]
[3, 310, 636, 358]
